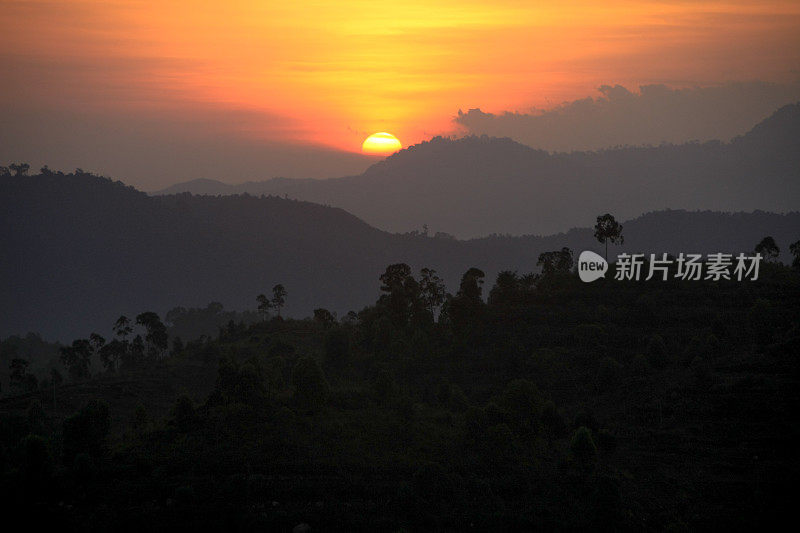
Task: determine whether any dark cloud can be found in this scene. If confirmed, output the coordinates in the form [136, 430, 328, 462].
[455, 81, 800, 152]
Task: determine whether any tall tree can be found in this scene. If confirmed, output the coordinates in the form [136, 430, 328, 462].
[89, 333, 106, 353]
[594, 213, 624, 260]
[256, 293, 271, 319]
[448, 267, 487, 342]
[419, 267, 446, 315]
[271, 284, 287, 317]
[755, 236, 780, 262]
[113, 315, 133, 340]
[136, 312, 169, 359]
[488, 270, 521, 308]
[457, 267, 485, 302]
[60, 339, 93, 381]
[378, 263, 420, 327]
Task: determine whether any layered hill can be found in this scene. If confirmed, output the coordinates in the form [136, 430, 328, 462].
[155, 103, 800, 238]
[2, 171, 799, 340]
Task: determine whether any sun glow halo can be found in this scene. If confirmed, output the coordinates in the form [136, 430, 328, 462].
[362, 132, 402, 155]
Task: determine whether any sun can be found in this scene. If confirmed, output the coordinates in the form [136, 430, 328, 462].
[362, 132, 402, 155]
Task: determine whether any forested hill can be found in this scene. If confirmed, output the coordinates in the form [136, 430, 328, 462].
[153, 103, 800, 238]
[2, 170, 799, 340]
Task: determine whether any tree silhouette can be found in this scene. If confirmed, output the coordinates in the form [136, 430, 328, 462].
[790, 240, 800, 270]
[9, 358, 28, 384]
[127, 335, 146, 368]
[21, 434, 52, 483]
[755, 236, 780, 262]
[378, 263, 423, 327]
[60, 339, 92, 381]
[487, 270, 521, 308]
[113, 315, 133, 340]
[9, 358, 38, 393]
[256, 293, 271, 319]
[97, 315, 133, 371]
[171, 395, 196, 432]
[271, 284, 287, 317]
[313, 308, 336, 326]
[171, 336, 184, 356]
[8, 162, 30, 176]
[380, 263, 413, 294]
[570, 426, 598, 465]
[594, 213, 624, 260]
[419, 267, 446, 314]
[292, 356, 329, 408]
[62, 400, 111, 460]
[448, 267, 486, 341]
[89, 332, 105, 353]
[135, 312, 169, 359]
[324, 328, 350, 365]
[50, 368, 63, 408]
[99, 339, 123, 372]
[457, 267, 485, 301]
[537, 247, 574, 274]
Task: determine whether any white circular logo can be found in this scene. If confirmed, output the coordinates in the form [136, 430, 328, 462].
[578, 250, 608, 282]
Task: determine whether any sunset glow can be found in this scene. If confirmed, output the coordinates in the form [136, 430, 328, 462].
[1, 1, 799, 170]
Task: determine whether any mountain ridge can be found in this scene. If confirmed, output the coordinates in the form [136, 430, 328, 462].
[3, 171, 799, 340]
[152, 103, 800, 238]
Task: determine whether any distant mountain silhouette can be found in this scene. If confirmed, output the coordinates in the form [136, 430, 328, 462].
[154, 104, 800, 238]
[3, 171, 799, 340]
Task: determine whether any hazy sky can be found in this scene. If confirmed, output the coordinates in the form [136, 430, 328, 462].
[1, 0, 799, 189]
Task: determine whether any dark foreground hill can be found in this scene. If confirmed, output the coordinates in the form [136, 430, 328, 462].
[0, 260, 798, 530]
[2, 170, 799, 340]
[155, 104, 800, 238]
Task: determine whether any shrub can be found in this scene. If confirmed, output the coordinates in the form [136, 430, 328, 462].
[172, 395, 196, 432]
[448, 384, 469, 412]
[132, 404, 150, 433]
[690, 356, 712, 386]
[292, 357, 329, 408]
[324, 328, 350, 365]
[497, 379, 542, 429]
[597, 428, 617, 455]
[597, 357, 623, 392]
[541, 400, 567, 437]
[21, 433, 51, 480]
[575, 324, 608, 353]
[27, 400, 45, 434]
[372, 367, 396, 404]
[62, 400, 111, 461]
[570, 426, 598, 464]
[572, 409, 599, 432]
[647, 334, 668, 368]
[630, 353, 650, 376]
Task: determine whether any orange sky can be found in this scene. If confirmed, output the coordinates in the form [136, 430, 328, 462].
[2, 0, 800, 155]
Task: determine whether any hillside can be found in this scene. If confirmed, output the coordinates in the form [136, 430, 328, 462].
[2, 171, 799, 340]
[154, 103, 800, 238]
[1, 258, 798, 529]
